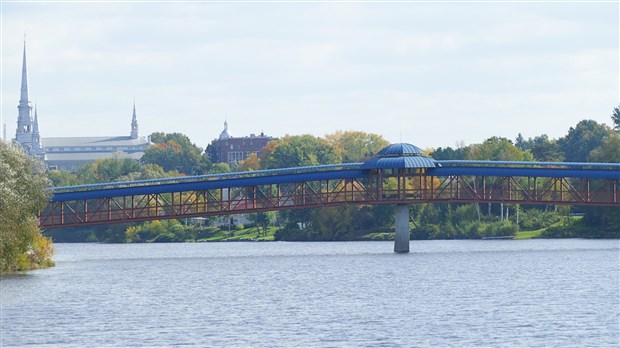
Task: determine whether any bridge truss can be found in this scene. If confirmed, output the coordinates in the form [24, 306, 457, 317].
[39, 167, 619, 229]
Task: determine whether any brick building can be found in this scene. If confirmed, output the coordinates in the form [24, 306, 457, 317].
[206, 121, 276, 165]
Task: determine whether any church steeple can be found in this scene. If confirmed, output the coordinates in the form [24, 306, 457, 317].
[130, 101, 139, 139]
[31, 105, 43, 153]
[33, 105, 40, 134]
[20, 39, 29, 104]
[15, 38, 34, 150]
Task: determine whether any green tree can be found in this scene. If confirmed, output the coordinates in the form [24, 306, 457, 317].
[76, 157, 143, 183]
[518, 134, 564, 162]
[431, 146, 468, 160]
[312, 206, 356, 240]
[0, 141, 54, 272]
[466, 137, 534, 161]
[515, 133, 526, 150]
[210, 162, 231, 174]
[558, 120, 614, 162]
[249, 211, 274, 235]
[142, 132, 210, 174]
[324, 131, 389, 163]
[261, 135, 338, 169]
[529, 136, 563, 162]
[611, 104, 620, 131]
[47, 169, 81, 187]
[588, 133, 620, 163]
[116, 163, 175, 182]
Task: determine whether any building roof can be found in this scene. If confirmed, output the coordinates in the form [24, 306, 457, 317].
[361, 143, 438, 169]
[362, 156, 438, 169]
[378, 143, 425, 156]
[41, 136, 149, 148]
[44, 151, 144, 162]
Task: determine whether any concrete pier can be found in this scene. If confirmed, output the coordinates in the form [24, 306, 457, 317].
[394, 205, 410, 253]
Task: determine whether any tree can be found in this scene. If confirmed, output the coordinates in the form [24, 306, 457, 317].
[116, 163, 175, 182]
[76, 157, 143, 183]
[240, 153, 260, 171]
[324, 131, 389, 163]
[431, 146, 468, 160]
[47, 169, 81, 187]
[558, 120, 614, 162]
[210, 162, 231, 174]
[466, 137, 534, 161]
[519, 134, 564, 162]
[588, 133, 620, 163]
[612, 104, 620, 131]
[249, 211, 274, 236]
[515, 133, 526, 150]
[275, 209, 318, 240]
[0, 141, 54, 272]
[261, 135, 338, 169]
[142, 132, 210, 174]
[312, 206, 356, 240]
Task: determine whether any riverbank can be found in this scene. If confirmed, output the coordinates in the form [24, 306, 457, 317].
[196, 224, 557, 242]
[514, 216, 583, 239]
[45, 215, 617, 243]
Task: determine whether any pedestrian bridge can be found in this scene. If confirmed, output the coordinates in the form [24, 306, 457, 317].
[40, 143, 620, 252]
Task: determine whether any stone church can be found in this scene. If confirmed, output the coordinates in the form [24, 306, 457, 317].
[14, 41, 150, 171]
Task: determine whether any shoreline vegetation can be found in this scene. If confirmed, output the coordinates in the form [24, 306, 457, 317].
[1, 142, 55, 273]
[44, 211, 618, 244]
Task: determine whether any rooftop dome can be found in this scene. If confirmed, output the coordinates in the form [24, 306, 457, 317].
[219, 121, 231, 140]
[378, 143, 424, 156]
[361, 142, 438, 169]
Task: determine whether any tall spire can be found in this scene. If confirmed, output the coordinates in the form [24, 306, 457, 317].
[31, 105, 42, 153]
[33, 105, 39, 133]
[20, 36, 29, 103]
[15, 38, 34, 150]
[130, 101, 139, 139]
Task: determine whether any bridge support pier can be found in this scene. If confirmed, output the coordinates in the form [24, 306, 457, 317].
[394, 205, 410, 253]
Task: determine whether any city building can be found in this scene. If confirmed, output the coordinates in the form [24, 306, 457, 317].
[14, 41, 150, 171]
[206, 121, 276, 166]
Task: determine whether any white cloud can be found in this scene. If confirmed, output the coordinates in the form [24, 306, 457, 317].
[1, 2, 617, 150]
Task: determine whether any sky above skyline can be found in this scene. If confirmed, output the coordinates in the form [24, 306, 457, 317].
[1, 1, 618, 150]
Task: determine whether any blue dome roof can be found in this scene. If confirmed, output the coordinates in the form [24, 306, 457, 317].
[361, 143, 437, 169]
[378, 143, 424, 156]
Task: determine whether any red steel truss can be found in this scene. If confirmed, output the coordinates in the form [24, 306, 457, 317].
[39, 169, 619, 229]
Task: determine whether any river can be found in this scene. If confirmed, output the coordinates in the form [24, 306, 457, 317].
[1, 239, 619, 347]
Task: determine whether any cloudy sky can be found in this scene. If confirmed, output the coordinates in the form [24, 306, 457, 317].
[1, 1, 618, 150]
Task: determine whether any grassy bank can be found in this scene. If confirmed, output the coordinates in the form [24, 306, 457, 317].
[199, 226, 278, 242]
[515, 216, 584, 239]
